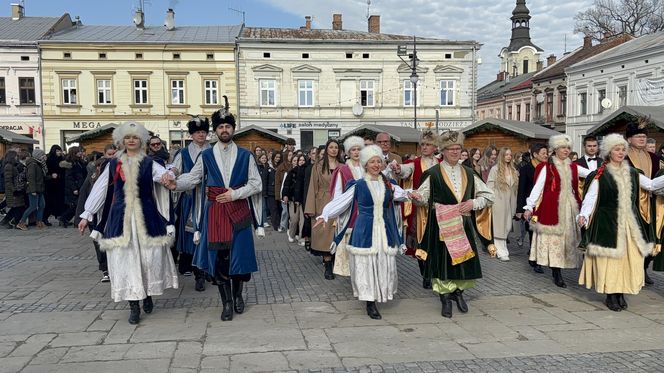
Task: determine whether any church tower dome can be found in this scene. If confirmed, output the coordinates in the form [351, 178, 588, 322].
[507, 0, 542, 52]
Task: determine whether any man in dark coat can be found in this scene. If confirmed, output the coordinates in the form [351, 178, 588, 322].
[516, 143, 549, 273]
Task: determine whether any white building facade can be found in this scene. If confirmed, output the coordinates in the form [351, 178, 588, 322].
[237, 15, 480, 150]
[0, 5, 73, 148]
[565, 32, 664, 151]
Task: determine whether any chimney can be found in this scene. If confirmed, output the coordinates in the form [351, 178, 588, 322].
[165, 8, 175, 31]
[602, 31, 612, 41]
[536, 60, 544, 71]
[332, 14, 342, 31]
[133, 9, 145, 30]
[305, 16, 312, 31]
[11, 3, 24, 20]
[497, 71, 508, 82]
[546, 54, 556, 66]
[583, 34, 592, 49]
[368, 15, 380, 33]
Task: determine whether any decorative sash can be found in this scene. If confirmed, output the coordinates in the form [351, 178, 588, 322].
[206, 186, 252, 251]
[434, 202, 475, 265]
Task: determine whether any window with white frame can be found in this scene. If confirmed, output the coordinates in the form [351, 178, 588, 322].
[618, 85, 627, 107]
[62, 79, 77, 105]
[171, 80, 185, 105]
[579, 92, 587, 115]
[298, 80, 314, 107]
[259, 79, 276, 107]
[360, 80, 374, 107]
[204, 79, 218, 105]
[0, 77, 5, 104]
[133, 79, 148, 104]
[403, 80, 415, 107]
[439, 80, 455, 106]
[96, 79, 112, 104]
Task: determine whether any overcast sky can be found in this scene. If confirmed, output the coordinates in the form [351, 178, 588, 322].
[5, 0, 594, 86]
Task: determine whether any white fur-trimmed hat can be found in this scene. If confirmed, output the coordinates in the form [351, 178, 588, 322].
[343, 136, 364, 152]
[548, 134, 572, 150]
[420, 130, 438, 146]
[360, 144, 383, 167]
[600, 133, 629, 159]
[112, 121, 150, 148]
[438, 130, 464, 150]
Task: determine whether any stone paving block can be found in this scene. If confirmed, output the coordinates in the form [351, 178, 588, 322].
[454, 315, 520, 342]
[50, 332, 106, 347]
[61, 344, 131, 363]
[0, 342, 15, 358]
[326, 325, 472, 363]
[301, 328, 332, 350]
[490, 307, 568, 326]
[530, 292, 599, 312]
[200, 355, 230, 370]
[229, 352, 289, 373]
[472, 295, 544, 311]
[86, 319, 116, 332]
[573, 309, 657, 329]
[0, 313, 11, 321]
[169, 368, 197, 373]
[341, 357, 385, 368]
[130, 321, 206, 343]
[30, 347, 68, 365]
[22, 359, 171, 373]
[103, 320, 136, 344]
[0, 335, 29, 343]
[284, 350, 342, 370]
[511, 325, 549, 341]
[462, 339, 572, 359]
[0, 311, 99, 335]
[10, 334, 56, 357]
[204, 320, 306, 355]
[547, 327, 664, 353]
[533, 322, 601, 332]
[124, 342, 176, 360]
[171, 341, 202, 369]
[541, 307, 589, 324]
[0, 356, 31, 373]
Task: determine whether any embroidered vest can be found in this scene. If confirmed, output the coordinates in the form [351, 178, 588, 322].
[533, 161, 580, 226]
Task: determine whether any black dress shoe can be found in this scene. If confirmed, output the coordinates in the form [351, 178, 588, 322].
[143, 296, 153, 314]
[645, 271, 654, 285]
[552, 268, 567, 288]
[195, 277, 206, 292]
[451, 289, 468, 313]
[440, 294, 453, 318]
[366, 301, 382, 320]
[324, 261, 335, 280]
[533, 265, 544, 273]
[422, 278, 432, 289]
[617, 293, 628, 310]
[128, 301, 141, 324]
[605, 294, 622, 312]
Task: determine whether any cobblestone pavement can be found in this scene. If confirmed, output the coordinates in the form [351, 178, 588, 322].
[2, 223, 664, 372]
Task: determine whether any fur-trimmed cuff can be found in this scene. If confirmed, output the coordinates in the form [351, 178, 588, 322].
[90, 230, 102, 241]
[193, 231, 201, 244]
[166, 225, 175, 236]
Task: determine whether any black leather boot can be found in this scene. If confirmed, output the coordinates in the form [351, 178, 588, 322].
[552, 268, 566, 288]
[232, 279, 245, 314]
[418, 260, 432, 289]
[645, 256, 654, 285]
[324, 260, 335, 280]
[128, 301, 141, 324]
[617, 293, 628, 310]
[218, 281, 233, 321]
[143, 296, 153, 314]
[366, 301, 382, 320]
[451, 289, 468, 313]
[195, 277, 206, 292]
[439, 294, 453, 318]
[605, 294, 621, 312]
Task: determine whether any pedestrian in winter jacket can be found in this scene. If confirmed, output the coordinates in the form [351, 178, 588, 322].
[59, 146, 86, 227]
[15, 149, 48, 230]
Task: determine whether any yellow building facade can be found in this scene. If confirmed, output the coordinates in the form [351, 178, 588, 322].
[39, 24, 241, 148]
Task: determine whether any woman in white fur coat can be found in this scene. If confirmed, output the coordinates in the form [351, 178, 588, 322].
[578, 134, 664, 311]
[78, 122, 178, 325]
[523, 134, 592, 288]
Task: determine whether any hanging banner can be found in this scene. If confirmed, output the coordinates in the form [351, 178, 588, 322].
[634, 77, 664, 106]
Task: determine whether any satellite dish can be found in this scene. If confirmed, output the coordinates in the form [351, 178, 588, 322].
[601, 98, 612, 109]
[352, 102, 364, 117]
[536, 93, 545, 103]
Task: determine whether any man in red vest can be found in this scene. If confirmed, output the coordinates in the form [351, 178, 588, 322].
[401, 131, 440, 288]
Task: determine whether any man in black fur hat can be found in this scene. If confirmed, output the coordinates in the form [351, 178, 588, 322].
[165, 96, 264, 321]
[625, 117, 660, 285]
[171, 115, 211, 291]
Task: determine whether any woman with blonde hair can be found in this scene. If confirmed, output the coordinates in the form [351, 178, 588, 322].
[479, 145, 498, 182]
[487, 147, 519, 261]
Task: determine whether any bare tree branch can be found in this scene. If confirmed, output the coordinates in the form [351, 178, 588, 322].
[574, 0, 663, 40]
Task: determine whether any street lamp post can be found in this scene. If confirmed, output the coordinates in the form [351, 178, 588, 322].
[398, 36, 420, 129]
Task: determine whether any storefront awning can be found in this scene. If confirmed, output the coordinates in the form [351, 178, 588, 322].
[0, 128, 39, 145]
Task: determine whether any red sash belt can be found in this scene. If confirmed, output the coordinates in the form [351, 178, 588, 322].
[207, 186, 252, 250]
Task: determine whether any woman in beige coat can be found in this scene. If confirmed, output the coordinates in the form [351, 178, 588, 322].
[487, 147, 518, 261]
[305, 139, 344, 280]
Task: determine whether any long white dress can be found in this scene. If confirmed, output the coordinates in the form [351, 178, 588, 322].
[81, 154, 179, 302]
[332, 162, 364, 276]
[321, 178, 408, 302]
